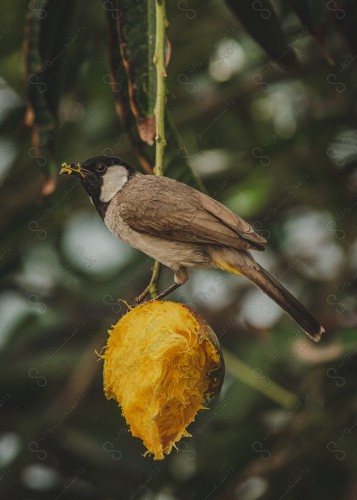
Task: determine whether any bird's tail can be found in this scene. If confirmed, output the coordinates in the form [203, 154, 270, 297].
[210, 248, 324, 342]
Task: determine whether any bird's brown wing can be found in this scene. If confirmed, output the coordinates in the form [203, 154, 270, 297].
[196, 190, 266, 246]
[117, 174, 266, 251]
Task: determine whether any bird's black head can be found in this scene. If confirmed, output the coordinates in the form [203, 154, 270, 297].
[60, 156, 136, 216]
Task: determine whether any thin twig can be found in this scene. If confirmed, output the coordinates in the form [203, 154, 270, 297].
[153, 0, 167, 176]
[138, 0, 167, 300]
[223, 349, 297, 409]
[136, 260, 161, 302]
[106, 13, 153, 174]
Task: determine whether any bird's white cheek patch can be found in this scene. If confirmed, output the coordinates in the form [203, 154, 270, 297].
[100, 166, 129, 203]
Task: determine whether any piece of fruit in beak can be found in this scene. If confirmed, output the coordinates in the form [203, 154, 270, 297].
[60, 162, 84, 177]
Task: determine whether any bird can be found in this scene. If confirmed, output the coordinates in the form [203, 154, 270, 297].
[60, 156, 324, 342]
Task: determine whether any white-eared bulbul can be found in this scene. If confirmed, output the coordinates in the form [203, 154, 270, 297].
[60, 156, 325, 341]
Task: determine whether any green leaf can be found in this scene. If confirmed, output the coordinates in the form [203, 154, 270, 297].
[163, 115, 206, 191]
[290, 0, 334, 65]
[290, 0, 328, 32]
[106, 1, 154, 173]
[24, 0, 78, 177]
[106, 0, 157, 145]
[225, 0, 300, 72]
[106, 1, 204, 190]
[332, 1, 357, 57]
[222, 348, 297, 408]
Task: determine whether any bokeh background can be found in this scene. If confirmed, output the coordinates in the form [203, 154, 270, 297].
[1, 1, 357, 499]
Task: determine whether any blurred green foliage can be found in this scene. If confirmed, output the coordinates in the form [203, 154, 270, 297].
[0, 1, 357, 499]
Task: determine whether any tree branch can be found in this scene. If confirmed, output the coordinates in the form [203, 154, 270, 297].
[153, 0, 167, 176]
[137, 0, 167, 301]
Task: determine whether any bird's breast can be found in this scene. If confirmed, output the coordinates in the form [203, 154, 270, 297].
[104, 200, 210, 270]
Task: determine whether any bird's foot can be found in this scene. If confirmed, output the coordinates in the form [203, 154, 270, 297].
[135, 288, 152, 304]
[135, 282, 181, 305]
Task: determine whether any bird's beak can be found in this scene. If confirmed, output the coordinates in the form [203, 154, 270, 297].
[60, 162, 85, 178]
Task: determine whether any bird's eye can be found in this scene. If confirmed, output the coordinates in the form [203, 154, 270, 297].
[96, 163, 106, 173]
